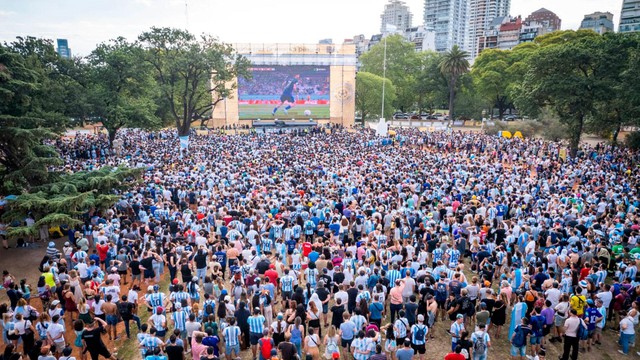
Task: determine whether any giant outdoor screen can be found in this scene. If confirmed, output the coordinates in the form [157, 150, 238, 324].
[238, 65, 330, 119]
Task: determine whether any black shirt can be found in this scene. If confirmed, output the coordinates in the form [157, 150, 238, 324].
[81, 326, 105, 349]
[128, 259, 140, 275]
[347, 288, 358, 308]
[316, 287, 330, 303]
[165, 344, 185, 360]
[194, 252, 208, 269]
[330, 304, 345, 328]
[140, 257, 154, 271]
[278, 341, 296, 360]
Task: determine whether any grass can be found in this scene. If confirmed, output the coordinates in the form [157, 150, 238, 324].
[239, 103, 330, 120]
[115, 276, 170, 360]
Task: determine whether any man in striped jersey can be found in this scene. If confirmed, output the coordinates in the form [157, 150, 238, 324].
[222, 317, 241, 360]
[145, 285, 167, 313]
[410, 314, 428, 360]
[171, 302, 188, 344]
[248, 308, 266, 360]
[280, 268, 294, 307]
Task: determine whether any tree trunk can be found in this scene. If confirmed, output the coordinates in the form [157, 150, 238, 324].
[177, 119, 190, 137]
[569, 115, 584, 157]
[107, 128, 117, 148]
[612, 110, 622, 146]
[448, 76, 456, 127]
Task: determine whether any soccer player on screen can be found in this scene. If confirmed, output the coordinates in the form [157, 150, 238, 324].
[272, 74, 300, 115]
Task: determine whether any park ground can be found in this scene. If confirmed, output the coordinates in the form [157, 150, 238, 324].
[0, 238, 624, 360]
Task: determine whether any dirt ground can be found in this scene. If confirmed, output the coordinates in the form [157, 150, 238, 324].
[0, 238, 627, 360]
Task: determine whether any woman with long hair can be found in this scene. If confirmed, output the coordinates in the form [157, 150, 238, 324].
[306, 298, 321, 338]
[323, 325, 340, 360]
[303, 327, 320, 360]
[287, 316, 304, 359]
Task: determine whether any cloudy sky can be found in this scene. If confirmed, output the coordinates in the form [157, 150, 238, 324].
[0, 0, 624, 55]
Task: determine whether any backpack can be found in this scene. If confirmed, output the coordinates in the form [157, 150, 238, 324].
[511, 326, 526, 348]
[326, 338, 339, 355]
[577, 319, 588, 340]
[436, 283, 448, 301]
[204, 301, 215, 317]
[118, 302, 131, 318]
[461, 297, 472, 314]
[259, 338, 273, 359]
[473, 332, 487, 355]
[414, 325, 426, 342]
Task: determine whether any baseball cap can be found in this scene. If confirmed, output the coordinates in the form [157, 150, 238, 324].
[147, 285, 155, 292]
[456, 314, 464, 319]
[417, 314, 424, 322]
[172, 279, 179, 285]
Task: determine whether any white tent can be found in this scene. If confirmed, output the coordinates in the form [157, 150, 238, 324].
[376, 118, 388, 137]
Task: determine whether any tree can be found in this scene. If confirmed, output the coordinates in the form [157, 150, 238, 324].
[5, 36, 88, 129]
[440, 45, 470, 123]
[589, 33, 640, 144]
[515, 36, 605, 156]
[2, 166, 142, 238]
[360, 35, 420, 112]
[414, 51, 448, 115]
[0, 45, 62, 194]
[138, 27, 250, 140]
[472, 49, 514, 119]
[355, 72, 396, 121]
[87, 37, 160, 145]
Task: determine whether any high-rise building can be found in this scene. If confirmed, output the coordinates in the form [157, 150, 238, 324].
[56, 39, 71, 59]
[424, 0, 469, 52]
[405, 26, 436, 52]
[619, 0, 640, 33]
[524, 8, 561, 34]
[478, 16, 508, 54]
[380, 0, 413, 34]
[497, 16, 522, 50]
[579, 12, 614, 34]
[466, 0, 511, 60]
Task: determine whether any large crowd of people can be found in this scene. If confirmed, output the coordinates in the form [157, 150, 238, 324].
[1, 126, 640, 360]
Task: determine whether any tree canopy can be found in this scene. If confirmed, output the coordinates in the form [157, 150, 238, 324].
[138, 27, 250, 137]
[355, 72, 396, 121]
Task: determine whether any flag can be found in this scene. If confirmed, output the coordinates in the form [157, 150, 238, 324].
[384, 23, 398, 33]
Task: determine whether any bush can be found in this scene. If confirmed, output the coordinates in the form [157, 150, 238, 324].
[538, 117, 570, 142]
[625, 131, 640, 150]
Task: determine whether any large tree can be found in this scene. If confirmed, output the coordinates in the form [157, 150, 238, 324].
[439, 45, 470, 124]
[0, 40, 143, 238]
[0, 45, 62, 194]
[87, 37, 160, 145]
[589, 33, 640, 144]
[359, 35, 420, 113]
[515, 36, 605, 156]
[138, 27, 250, 139]
[414, 51, 448, 115]
[471, 49, 514, 120]
[355, 72, 396, 121]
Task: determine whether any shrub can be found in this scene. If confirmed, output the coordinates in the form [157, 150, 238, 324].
[625, 131, 640, 150]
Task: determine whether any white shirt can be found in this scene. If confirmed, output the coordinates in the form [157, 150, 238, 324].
[47, 322, 65, 342]
[545, 288, 562, 308]
[93, 300, 105, 315]
[596, 291, 613, 309]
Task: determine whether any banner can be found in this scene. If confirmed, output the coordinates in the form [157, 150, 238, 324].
[376, 118, 388, 137]
[179, 136, 189, 150]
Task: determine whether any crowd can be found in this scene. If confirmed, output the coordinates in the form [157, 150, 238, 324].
[1, 126, 640, 360]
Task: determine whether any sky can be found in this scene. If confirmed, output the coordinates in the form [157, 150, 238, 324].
[0, 0, 624, 56]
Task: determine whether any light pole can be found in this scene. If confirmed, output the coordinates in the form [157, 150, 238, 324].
[381, 35, 387, 120]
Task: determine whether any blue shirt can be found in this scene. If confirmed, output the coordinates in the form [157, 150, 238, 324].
[396, 347, 415, 360]
[248, 315, 265, 334]
[339, 320, 356, 340]
[223, 325, 240, 346]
